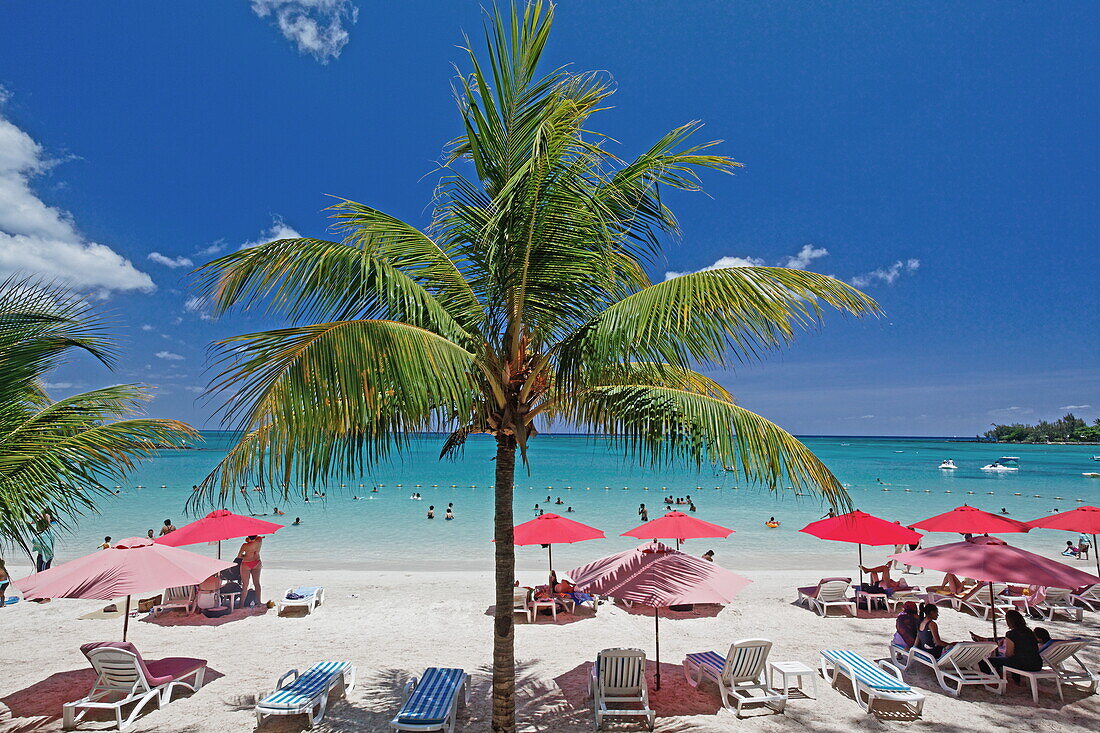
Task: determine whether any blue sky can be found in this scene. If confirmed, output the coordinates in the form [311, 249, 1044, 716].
[0, 1, 1096, 436]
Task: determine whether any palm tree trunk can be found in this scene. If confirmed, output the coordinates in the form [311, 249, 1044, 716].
[492, 432, 518, 733]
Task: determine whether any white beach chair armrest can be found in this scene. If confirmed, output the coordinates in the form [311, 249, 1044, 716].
[276, 668, 299, 691]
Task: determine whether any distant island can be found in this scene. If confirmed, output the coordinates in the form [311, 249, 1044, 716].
[984, 412, 1100, 443]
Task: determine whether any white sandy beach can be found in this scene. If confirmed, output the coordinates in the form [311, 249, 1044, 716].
[1, 565, 1097, 732]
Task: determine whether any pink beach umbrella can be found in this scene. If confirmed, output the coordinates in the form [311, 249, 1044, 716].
[800, 510, 922, 587]
[889, 536, 1100, 636]
[569, 541, 751, 689]
[909, 504, 1032, 535]
[621, 511, 733, 549]
[511, 513, 604, 577]
[155, 509, 284, 558]
[14, 537, 234, 640]
[1026, 506, 1100, 578]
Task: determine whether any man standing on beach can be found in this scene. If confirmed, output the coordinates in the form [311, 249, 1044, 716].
[31, 523, 53, 572]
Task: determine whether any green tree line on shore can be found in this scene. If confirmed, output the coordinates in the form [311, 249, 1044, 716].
[985, 413, 1100, 443]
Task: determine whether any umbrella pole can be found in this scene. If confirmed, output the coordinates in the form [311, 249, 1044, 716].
[122, 595, 131, 642]
[548, 545, 553, 584]
[1094, 534, 1098, 579]
[217, 540, 222, 560]
[989, 582, 998, 640]
[857, 544, 864, 587]
[654, 609, 661, 691]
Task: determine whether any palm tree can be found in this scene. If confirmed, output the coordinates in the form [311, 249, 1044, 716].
[0, 277, 196, 559]
[193, 3, 878, 730]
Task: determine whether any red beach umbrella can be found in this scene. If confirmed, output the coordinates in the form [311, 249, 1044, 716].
[889, 536, 1100, 636]
[511, 513, 604, 575]
[155, 509, 284, 558]
[800, 510, 922, 587]
[1026, 505, 1100, 577]
[622, 511, 733, 549]
[909, 505, 1032, 534]
[569, 541, 751, 690]
[14, 537, 233, 640]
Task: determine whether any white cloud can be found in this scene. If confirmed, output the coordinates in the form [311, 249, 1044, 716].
[0, 92, 154, 295]
[184, 385, 205, 394]
[241, 215, 301, 249]
[148, 252, 193, 268]
[155, 350, 184, 361]
[43, 381, 74, 389]
[250, 0, 358, 64]
[989, 405, 1034, 419]
[781, 244, 829, 270]
[1060, 404, 1092, 411]
[860, 414, 875, 419]
[140, 324, 155, 331]
[665, 255, 765, 280]
[850, 259, 921, 287]
[184, 295, 214, 321]
[196, 241, 225, 257]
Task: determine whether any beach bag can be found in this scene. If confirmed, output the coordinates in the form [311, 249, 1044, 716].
[202, 606, 230, 618]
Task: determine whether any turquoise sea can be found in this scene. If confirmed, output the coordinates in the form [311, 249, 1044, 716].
[43, 433, 1100, 573]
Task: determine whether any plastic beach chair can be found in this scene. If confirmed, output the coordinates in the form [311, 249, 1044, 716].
[899, 641, 1004, 696]
[62, 642, 206, 731]
[683, 639, 786, 716]
[391, 667, 469, 733]
[796, 578, 855, 617]
[255, 661, 355, 728]
[276, 586, 324, 615]
[590, 648, 654, 730]
[820, 649, 924, 716]
[1003, 639, 1099, 704]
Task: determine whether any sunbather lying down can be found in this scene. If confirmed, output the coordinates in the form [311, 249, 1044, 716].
[860, 564, 911, 590]
[925, 573, 973, 595]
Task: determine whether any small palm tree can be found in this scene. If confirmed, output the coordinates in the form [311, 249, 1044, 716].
[0, 277, 196, 559]
[193, 4, 877, 730]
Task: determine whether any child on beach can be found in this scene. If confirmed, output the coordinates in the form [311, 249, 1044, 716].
[1062, 541, 1080, 558]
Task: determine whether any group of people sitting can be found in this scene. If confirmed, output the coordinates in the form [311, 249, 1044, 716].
[893, 601, 1050, 676]
[521, 570, 595, 613]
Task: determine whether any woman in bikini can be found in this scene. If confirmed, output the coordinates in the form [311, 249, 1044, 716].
[237, 535, 263, 607]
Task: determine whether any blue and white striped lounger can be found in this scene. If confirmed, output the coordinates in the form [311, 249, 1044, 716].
[391, 667, 469, 733]
[255, 660, 355, 729]
[820, 650, 924, 716]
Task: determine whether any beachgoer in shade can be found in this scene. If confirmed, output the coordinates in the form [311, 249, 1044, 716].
[702, 550, 714, 562]
[1063, 541, 1080, 558]
[860, 563, 910, 591]
[159, 519, 176, 536]
[894, 601, 921, 649]
[980, 610, 1042, 679]
[236, 535, 263, 607]
[1078, 534, 1092, 560]
[99, 536, 111, 549]
[916, 604, 956, 658]
[427, 505, 435, 519]
[292, 517, 301, 525]
[1033, 627, 1055, 652]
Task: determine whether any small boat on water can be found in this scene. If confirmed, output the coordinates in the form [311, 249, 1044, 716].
[1084, 472, 1100, 478]
[981, 461, 1019, 472]
[938, 459, 958, 470]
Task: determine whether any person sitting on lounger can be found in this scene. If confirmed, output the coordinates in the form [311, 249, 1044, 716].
[859, 563, 911, 593]
[915, 604, 957, 658]
[893, 601, 921, 649]
[979, 610, 1043, 678]
[927, 572, 971, 596]
[1033, 627, 1055, 652]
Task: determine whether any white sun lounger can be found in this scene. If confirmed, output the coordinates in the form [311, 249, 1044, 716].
[820, 649, 924, 716]
[898, 641, 1004, 696]
[1070, 583, 1100, 611]
[151, 585, 196, 616]
[1003, 639, 1099, 704]
[391, 667, 469, 733]
[590, 648, 654, 730]
[277, 586, 324, 615]
[797, 578, 855, 617]
[63, 642, 206, 731]
[683, 639, 785, 716]
[1032, 587, 1084, 621]
[955, 583, 1013, 620]
[255, 661, 354, 728]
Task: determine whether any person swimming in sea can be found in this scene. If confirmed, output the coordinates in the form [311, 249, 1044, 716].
[566, 506, 574, 512]
[292, 517, 301, 525]
[273, 507, 285, 515]
[445, 505, 454, 520]
[427, 505, 435, 519]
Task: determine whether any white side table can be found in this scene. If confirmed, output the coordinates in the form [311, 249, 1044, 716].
[529, 598, 559, 621]
[768, 660, 817, 698]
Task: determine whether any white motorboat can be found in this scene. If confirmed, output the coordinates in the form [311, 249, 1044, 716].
[981, 461, 1019, 472]
[938, 459, 958, 470]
